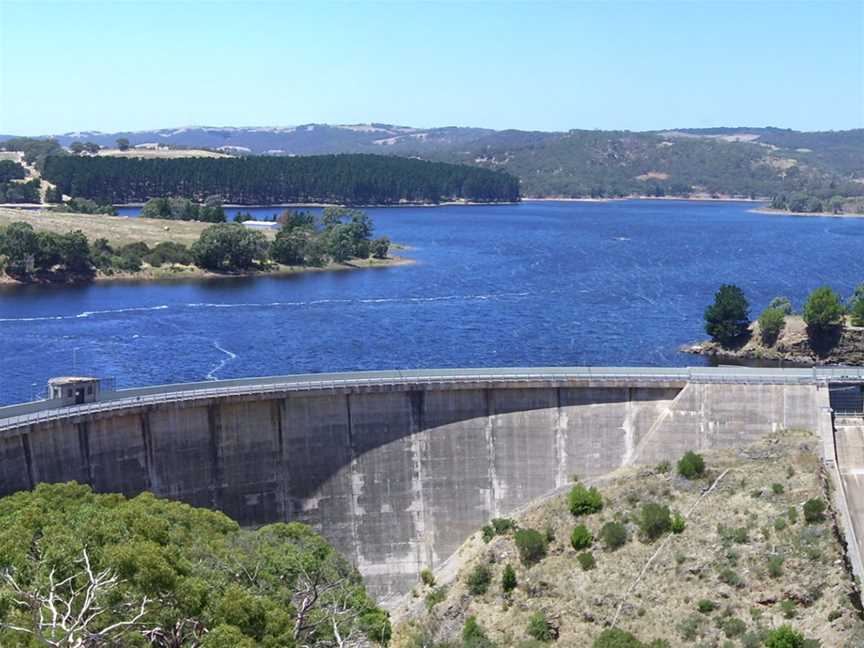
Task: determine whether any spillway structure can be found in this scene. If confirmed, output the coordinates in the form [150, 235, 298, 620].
[1, 366, 862, 603]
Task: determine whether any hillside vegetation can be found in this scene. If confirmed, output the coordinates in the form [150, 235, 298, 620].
[394, 432, 863, 647]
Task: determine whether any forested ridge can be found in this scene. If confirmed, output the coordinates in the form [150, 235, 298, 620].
[18, 124, 863, 204]
[42, 154, 520, 205]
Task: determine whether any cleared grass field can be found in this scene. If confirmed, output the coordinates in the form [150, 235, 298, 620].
[96, 148, 231, 159]
[0, 207, 212, 246]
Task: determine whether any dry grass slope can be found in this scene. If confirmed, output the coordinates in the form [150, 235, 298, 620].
[396, 431, 864, 647]
[0, 207, 213, 246]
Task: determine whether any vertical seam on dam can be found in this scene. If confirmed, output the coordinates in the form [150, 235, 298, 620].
[345, 393, 362, 567]
[484, 388, 499, 517]
[408, 391, 430, 567]
[208, 405, 223, 510]
[77, 422, 92, 485]
[22, 431, 34, 488]
[273, 399, 286, 520]
[555, 387, 568, 488]
[141, 411, 156, 492]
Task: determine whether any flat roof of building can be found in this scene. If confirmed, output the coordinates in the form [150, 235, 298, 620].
[48, 376, 100, 385]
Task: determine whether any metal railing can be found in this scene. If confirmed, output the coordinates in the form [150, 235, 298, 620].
[1, 365, 862, 433]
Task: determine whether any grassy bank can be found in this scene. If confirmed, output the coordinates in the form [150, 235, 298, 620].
[0, 207, 215, 247]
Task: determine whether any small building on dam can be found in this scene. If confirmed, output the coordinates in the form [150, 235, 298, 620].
[0, 367, 862, 605]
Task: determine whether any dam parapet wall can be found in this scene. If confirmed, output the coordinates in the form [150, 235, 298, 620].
[0, 367, 860, 602]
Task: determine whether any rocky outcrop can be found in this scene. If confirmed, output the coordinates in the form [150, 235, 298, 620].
[683, 316, 864, 365]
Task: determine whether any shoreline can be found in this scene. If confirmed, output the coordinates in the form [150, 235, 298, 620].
[750, 207, 864, 219]
[0, 196, 763, 211]
[0, 255, 415, 287]
[523, 194, 764, 203]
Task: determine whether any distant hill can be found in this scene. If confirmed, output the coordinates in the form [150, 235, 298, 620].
[4, 124, 863, 200]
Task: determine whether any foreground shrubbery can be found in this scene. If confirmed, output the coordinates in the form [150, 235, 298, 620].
[0, 482, 389, 647]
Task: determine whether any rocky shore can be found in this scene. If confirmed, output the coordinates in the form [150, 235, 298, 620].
[682, 315, 864, 365]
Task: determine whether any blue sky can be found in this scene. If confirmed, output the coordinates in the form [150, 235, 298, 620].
[0, 0, 861, 135]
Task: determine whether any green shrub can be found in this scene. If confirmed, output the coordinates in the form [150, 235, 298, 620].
[677, 614, 702, 641]
[467, 564, 492, 595]
[758, 307, 786, 344]
[720, 616, 747, 638]
[741, 632, 762, 648]
[492, 517, 517, 534]
[767, 554, 784, 578]
[670, 512, 686, 534]
[425, 586, 447, 610]
[502, 563, 517, 593]
[677, 451, 705, 479]
[803, 498, 826, 523]
[600, 521, 628, 550]
[570, 524, 593, 550]
[577, 552, 596, 571]
[771, 483, 784, 495]
[697, 599, 717, 613]
[780, 599, 796, 619]
[774, 517, 787, 531]
[764, 625, 806, 648]
[545, 525, 556, 543]
[592, 628, 642, 648]
[463, 615, 493, 648]
[719, 568, 742, 587]
[788, 506, 799, 523]
[718, 524, 749, 545]
[482, 517, 518, 543]
[145, 241, 193, 266]
[420, 568, 435, 587]
[568, 484, 603, 516]
[655, 460, 670, 474]
[514, 528, 548, 566]
[526, 611, 556, 642]
[638, 502, 672, 541]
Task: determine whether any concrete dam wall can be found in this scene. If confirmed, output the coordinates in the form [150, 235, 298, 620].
[0, 369, 833, 601]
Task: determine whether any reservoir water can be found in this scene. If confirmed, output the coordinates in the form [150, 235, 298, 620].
[1, 200, 861, 405]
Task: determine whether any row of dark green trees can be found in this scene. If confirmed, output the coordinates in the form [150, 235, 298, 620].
[769, 192, 848, 214]
[705, 284, 864, 347]
[40, 153, 520, 205]
[0, 207, 391, 280]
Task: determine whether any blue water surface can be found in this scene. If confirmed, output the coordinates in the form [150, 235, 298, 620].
[1, 200, 861, 405]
